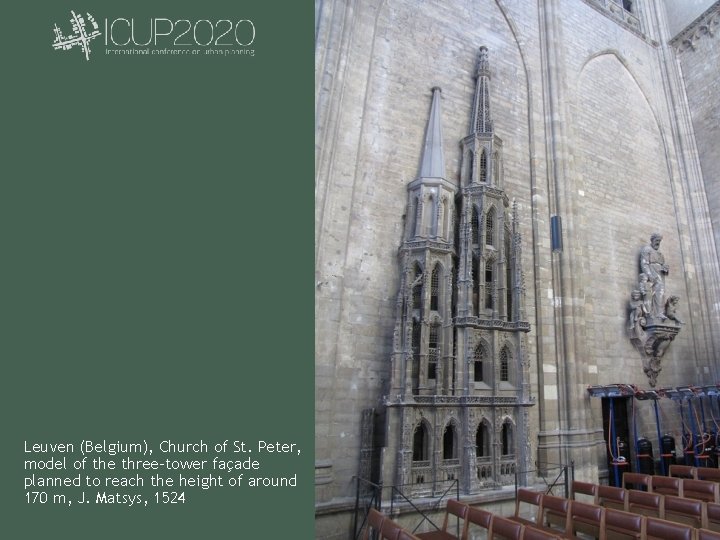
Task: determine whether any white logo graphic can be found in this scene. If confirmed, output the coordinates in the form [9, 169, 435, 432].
[52, 10, 101, 61]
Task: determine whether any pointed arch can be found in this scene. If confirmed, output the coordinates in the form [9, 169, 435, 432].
[412, 420, 431, 462]
[501, 418, 514, 456]
[576, 50, 665, 148]
[493, 151, 501, 185]
[428, 323, 439, 381]
[430, 263, 441, 311]
[424, 192, 437, 237]
[411, 262, 423, 310]
[411, 320, 421, 394]
[472, 254, 480, 315]
[443, 420, 458, 460]
[476, 418, 491, 457]
[499, 344, 512, 382]
[485, 206, 496, 247]
[440, 196, 450, 239]
[411, 195, 422, 239]
[467, 150, 475, 184]
[473, 341, 488, 382]
[471, 205, 480, 245]
[484, 260, 494, 310]
[411, 261, 424, 395]
[479, 148, 488, 182]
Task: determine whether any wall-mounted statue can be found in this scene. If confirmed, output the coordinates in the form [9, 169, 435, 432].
[628, 233, 682, 387]
[639, 233, 669, 321]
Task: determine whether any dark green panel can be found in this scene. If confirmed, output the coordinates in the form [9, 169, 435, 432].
[2, 1, 313, 538]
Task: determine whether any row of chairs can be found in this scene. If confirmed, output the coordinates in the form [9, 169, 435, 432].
[569, 479, 720, 529]
[367, 492, 720, 540]
[364, 500, 562, 540]
[514, 487, 720, 539]
[621, 472, 720, 502]
[363, 508, 421, 540]
[668, 465, 720, 483]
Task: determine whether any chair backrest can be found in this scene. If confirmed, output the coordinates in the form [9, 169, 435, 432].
[489, 515, 524, 540]
[569, 500, 606, 538]
[571, 480, 597, 502]
[380, 518, 403, 540]
[441, 499, 469, 535]
[669, 464, 697, 479]
[651, 475, 682, 497]
[646, 516, 695, 540]
[539, 495, 571, 532]
[707, 502, 720, 531]
[596, 484, 627, 511]
[698, 467, 720, 483]
[364, 508, 386, 540]
[623, 472, 652, 491]
[514, 489, 543, 523]
[664, 493, 706, 528]
[699, 528, 720, 540]
[605, 507, 646, 539]
[684, 478, 720, 503]
[467, 506, 493, 532]
[627, 488, 664, 518]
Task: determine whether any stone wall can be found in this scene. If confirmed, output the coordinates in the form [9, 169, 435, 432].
[674, 4, 720, 280]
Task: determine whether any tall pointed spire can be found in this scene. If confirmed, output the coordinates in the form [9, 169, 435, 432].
[418, 87, 446, 178]
[469, 46, 493, 134]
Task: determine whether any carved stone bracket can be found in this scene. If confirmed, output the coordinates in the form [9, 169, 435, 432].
[629, 323, 680, 387]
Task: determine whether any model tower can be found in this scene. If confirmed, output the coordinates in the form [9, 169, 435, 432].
[383, 47, 532, 496]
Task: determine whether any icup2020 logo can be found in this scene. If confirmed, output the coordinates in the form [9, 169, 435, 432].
[52, 10, 101, 61]
[52, 11, 257, 61]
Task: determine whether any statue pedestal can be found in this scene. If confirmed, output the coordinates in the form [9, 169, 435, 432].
[629, 321, 681, 387]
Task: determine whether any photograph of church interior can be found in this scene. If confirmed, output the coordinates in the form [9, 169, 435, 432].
[315, 0, 720, 538]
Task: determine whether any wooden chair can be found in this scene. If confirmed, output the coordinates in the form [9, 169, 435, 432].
[510, 489, 543, 527]
[416, 499, 469, 540]
[466, 506, 493, 536]
[489, 515, 524, 540]
[596, 485, 627, 511]
[645, 516, 695, 540]
[364, 508, 386, 540]
[626, 489, 664, 518]
[697, 467, 720, 484]
[604, 507, 645, 540]
[699, 528, 720, 540]
[569, 500, 606, 539]
[664, 493, 706, 528]
[669, 464, 697, 479]
[570, 480, 597, 503]
[683, 478, 720, 503]
[651, 475, 682, 497]
[380, 518, 404, 540]
[539, 495, 571, 534]
[622, 472, 651, 492]
[707, 502, 720, 531]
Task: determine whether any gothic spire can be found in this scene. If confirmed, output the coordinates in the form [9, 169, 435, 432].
[418, 87, 446, 178]
[469, 46, 493, 134]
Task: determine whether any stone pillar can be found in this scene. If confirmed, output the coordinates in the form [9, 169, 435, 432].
[537, 0, 606, 479]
